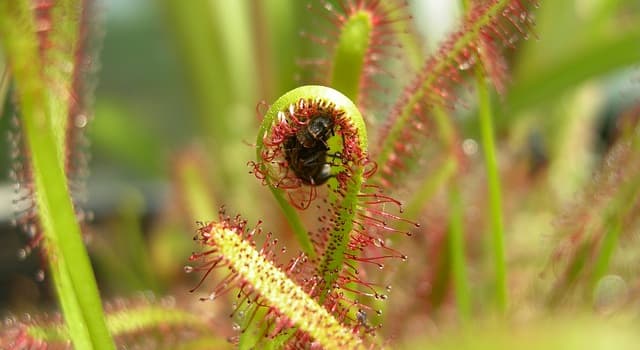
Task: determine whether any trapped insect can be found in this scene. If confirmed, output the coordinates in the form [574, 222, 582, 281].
[285, 114, 335, 185]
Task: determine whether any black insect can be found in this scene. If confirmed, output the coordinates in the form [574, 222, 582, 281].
[295, 114, 334, 147]
[284, 114, 335, 186]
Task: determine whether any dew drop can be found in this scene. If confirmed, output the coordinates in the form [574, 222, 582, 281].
[376, 310, 382, 316]
[4, 316, 16, 327]
[27, 224, 37, 238]
[462, 138, 478, 156]
[137, 290, 152, 302]
[35, 269, 45, 282]
[232, 323, 241, 331]
[162, 295, 175, 307]
[594, 274, 628, 313]
[208, 292, 217, 301]
[374, 293, 388, 300]
[458, 56, 476, 71]
[401, 255, 408, 262]
[377, 263, 384, 270]
[385, 285, 392, 292]
[184, 265, 194, 273]
[227, 335, 240, 344]
[74, 114, 88, 128]
[17, 248, 28, 260]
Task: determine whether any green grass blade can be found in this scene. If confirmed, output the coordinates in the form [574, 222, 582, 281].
[476, 67, 507, 313]
[507, 28, 640, 114]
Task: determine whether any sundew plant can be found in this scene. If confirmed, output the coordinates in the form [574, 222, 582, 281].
[1, 0, 640, 349]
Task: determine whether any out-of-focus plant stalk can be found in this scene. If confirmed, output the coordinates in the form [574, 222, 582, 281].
[475, 66, 507, 313]
[0, 1, 114, 348]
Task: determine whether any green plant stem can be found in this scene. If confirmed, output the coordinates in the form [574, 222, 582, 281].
[448, 181, 471, 321]
[330, 10, 372, 102]
[178, 154, 218, 221]
[400, 101, 470, 318]
[23, 29, 116, 349]
[460, 0, 506, 316]
[589, 221, 621, 287]
[46, 0, 81, 148]
[327, 9, 384, 310]
[436, 98, 471, 320]
[475, 67, 507, 313]
[0, 2, 114, 348]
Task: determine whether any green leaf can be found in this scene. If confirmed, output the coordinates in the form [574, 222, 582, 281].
[506, 28, 640, 114]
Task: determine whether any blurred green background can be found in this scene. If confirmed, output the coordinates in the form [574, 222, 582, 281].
[1, 1, 640, 346]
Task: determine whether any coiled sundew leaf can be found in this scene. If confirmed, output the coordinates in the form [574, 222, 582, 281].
[255, 86, 367, 273]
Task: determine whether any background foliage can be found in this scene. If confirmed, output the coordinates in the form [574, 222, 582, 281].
[1, 0, 640, 348]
